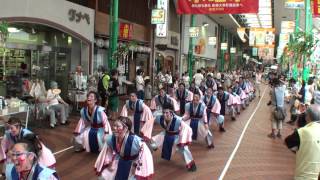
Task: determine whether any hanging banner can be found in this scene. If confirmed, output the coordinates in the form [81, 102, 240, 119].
[177, 0, 259, 14]
[119, 23, 133, 40]
[285, 0, 304, 9]
[249, 28, 275, 48]
[156, 0, 168, 37]
[314, 0, 320, 16]
[237, 27, 247, 43]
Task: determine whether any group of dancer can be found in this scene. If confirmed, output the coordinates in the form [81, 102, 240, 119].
[0, 70, 258, 180]
[71, 70, 258, 179]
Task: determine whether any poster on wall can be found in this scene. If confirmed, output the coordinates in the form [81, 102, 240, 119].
[249, 28, 275, 48]
[285, 0, 304, 9]
[177, 0, 258, 14]
[119, 23, 133, 39]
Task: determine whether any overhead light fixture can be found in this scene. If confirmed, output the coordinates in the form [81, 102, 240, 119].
[203, 22, 209, 27]
[8, 27, 20, 33]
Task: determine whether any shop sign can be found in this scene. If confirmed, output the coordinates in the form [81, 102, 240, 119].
[252, 48, 258, 56]
[221, 43, 228, 50]
[281, 21, 295, 33]
[177, 0, 258, 14]
[156, 0, 168, 37]
[285, 0, 304, 9]
[68, 9, 90, 25]
[208, 36, 216, 45]
[230, 47, 236, 53]
[119, 23, 133, 40]
[151, 9, 165, 24]
[189, 27, 200, 37]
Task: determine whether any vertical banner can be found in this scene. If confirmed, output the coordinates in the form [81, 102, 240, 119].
[177, 0, 259, 14]
[314, 0, 320, 16]
[156, 0, 168, 37]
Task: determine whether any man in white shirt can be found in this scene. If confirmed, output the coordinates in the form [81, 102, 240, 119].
[136, 69, 145, 100]
[193, 69, 204, 87]
[255, 70, 262, 97]
[47, 81, 69, 128]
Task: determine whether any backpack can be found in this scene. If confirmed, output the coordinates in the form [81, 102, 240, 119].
[98, 74, 108, 95]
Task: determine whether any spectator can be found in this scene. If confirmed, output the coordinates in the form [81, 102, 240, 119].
[182, 72, 190, 89]
[285, 104, 320, 180]
[193, 69, 204, 87]
[136, 69, 145, 100]
[47, 81, 69, 128]
[268, 78, 286, 139]
[108, 69, 120, 120]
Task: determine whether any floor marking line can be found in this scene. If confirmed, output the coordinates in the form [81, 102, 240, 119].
[53, 146, 74, 155]
[218, 86, 268, 180]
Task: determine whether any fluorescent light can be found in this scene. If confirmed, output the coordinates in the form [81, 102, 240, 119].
[8, 27, 20, 33]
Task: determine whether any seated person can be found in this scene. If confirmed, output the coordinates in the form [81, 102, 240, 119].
[47, 81, 69, 128]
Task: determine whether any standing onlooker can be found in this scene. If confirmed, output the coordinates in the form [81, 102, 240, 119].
[268, 78, 286, 138]
[144, 79, 152, 106]
[193, 69, 204, 87]
[182, 72, 190, 89]
[97, 67, 110, 108]
[136, 69, 145, 100]
[108, 69, 119, 120]
[255, 70, 262, 97]
[285, 104, 320, 180]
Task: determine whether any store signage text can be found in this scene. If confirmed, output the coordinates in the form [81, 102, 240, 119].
[68, 9, 90, 25]
[285, 0, 304, 9]
[230, 47, 236, 53]
[314, 0, 320, 16]
[151, 9, 166, 24]
[177, 0, 258, 14]
[221, 43, 228, 50]
[208, 36, 217, 45]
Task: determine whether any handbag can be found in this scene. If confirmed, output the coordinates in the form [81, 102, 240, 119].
[273, 88, 285, 121]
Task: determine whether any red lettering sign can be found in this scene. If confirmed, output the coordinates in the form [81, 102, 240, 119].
[177, 0, 258, 14]
[119, 23, 133, 40]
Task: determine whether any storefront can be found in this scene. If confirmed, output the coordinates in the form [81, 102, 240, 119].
[0, 0, 94, 97]
[181, 15, 218, 73]
[154, 31, 180, 75]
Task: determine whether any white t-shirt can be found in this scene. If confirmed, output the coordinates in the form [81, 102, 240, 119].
[47, 89, 61, 106]
[193, 73, 204, 87]
[136, 75, 145, 91]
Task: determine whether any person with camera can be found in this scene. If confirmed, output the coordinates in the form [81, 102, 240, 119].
[268, 78, 286, 139]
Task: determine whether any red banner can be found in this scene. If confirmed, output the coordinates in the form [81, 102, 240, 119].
[314, 0, 320, 16]
[119, 23, 133, 40]
[177, 0, 259, 14]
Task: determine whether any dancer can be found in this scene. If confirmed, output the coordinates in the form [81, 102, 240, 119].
[120, 92, 154, 140]
[202, 87, 221, 125]
[182, 93, 214, 148]
[94, 117, 154, 180]
[0, 117, 56, 168]
[73, 91, 112, 153]
[152, 104, 196, 172]
[217, 86, 228, 131]
[5, 134, 59, 179]
[150, 88, 179, 113]
[175, 83, 193, 115]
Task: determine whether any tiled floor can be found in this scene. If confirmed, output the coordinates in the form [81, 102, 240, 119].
[30, 84, 296, 180]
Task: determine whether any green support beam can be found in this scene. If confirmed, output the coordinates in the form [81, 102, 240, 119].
[188, 15, 195, 80]
[303, 0, 313, 81]
[108, 0, 119, 70]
